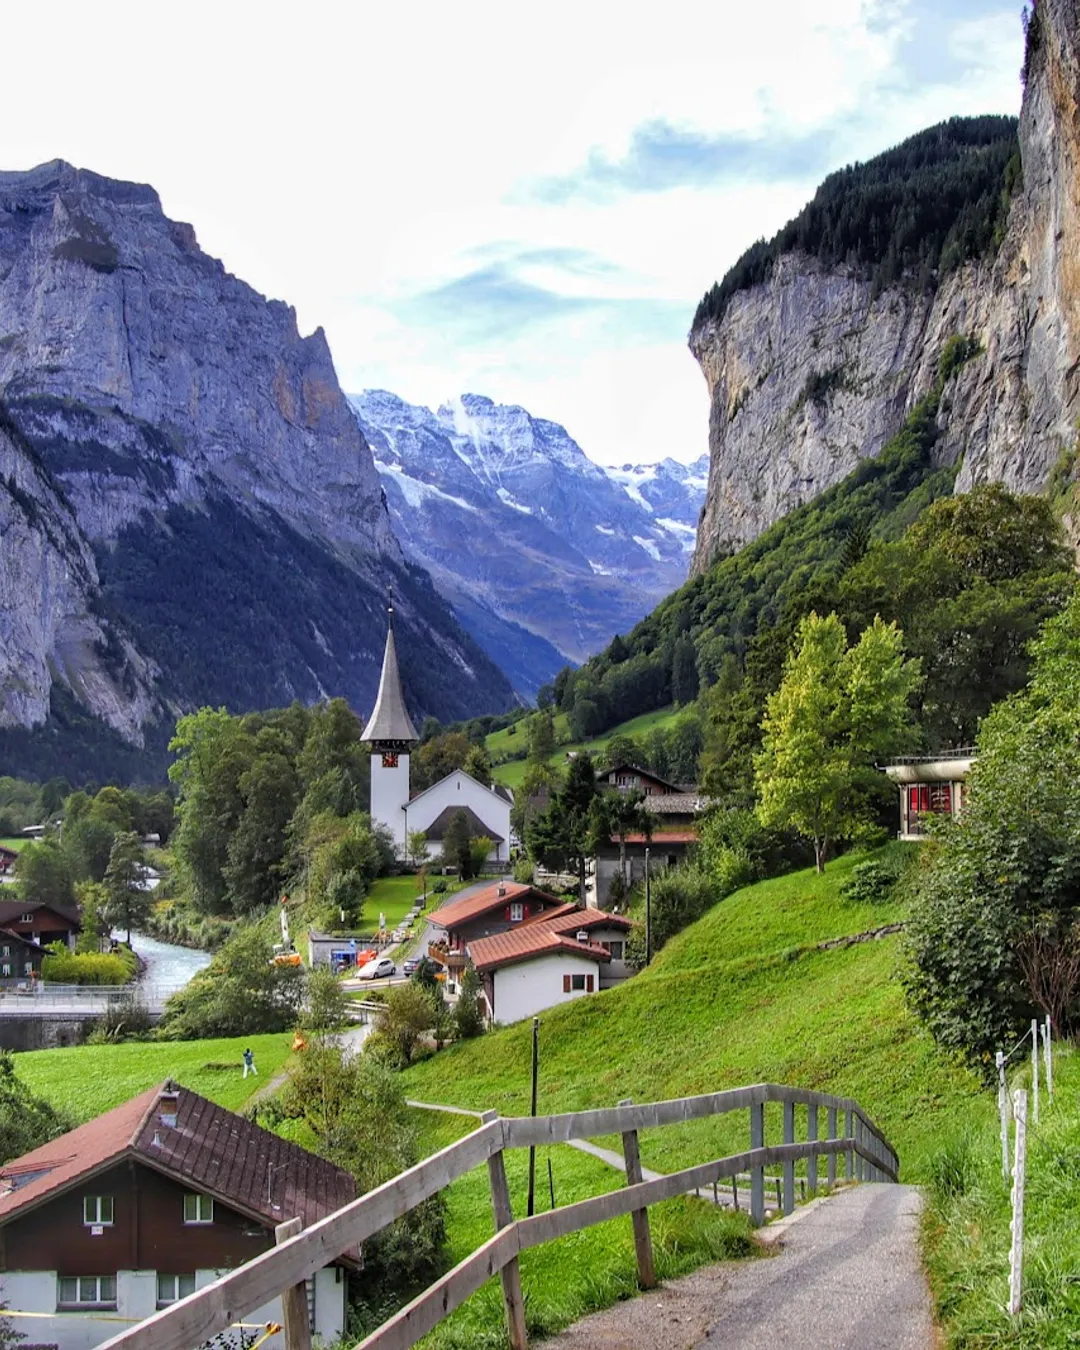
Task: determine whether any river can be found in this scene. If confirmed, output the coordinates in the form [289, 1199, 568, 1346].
[113, 929, 212, 994]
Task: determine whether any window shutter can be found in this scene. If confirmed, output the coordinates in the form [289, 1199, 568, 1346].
[505, 907, 511, 921]
[586, 975, 594, 992]
[562, 975, 571, 993]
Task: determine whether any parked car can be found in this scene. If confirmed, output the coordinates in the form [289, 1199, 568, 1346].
[402, 957, 420, 975]
[358, 956, 396, 980]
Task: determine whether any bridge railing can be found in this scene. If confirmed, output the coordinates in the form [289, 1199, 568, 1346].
[0, 982, 186, 1007]
[96, 1082, 898, 1350]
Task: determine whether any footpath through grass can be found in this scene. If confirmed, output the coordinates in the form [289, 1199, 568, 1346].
[405, 1110, 754, 1350]
[16, 1033, 293, 1121]
[923, 1045, 1080, 1348]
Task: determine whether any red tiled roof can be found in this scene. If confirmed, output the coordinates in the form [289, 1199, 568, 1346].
[427, 881, 559, 930]
[0, 1081, 359, 1262]
[470, 925, 612, 974]
[0, 899, 81, 927]
[545, 908, 633, 935]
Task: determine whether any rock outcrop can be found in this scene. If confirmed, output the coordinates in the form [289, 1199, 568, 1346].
[690, 0, 1080, 573]
[0, 162, 513, 772]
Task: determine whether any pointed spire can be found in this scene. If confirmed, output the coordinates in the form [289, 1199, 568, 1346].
[362, 599, 419, 746]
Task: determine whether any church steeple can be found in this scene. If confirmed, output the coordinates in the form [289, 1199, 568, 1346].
[362, 593, 419, 748]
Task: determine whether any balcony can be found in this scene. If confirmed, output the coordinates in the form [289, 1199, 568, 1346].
[428, 941, 468, 970]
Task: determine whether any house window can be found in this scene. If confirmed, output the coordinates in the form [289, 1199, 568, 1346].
[57, 1275, 117, 1309]
[157, 1274, 197, 1307]
[571, 973, 586, 991]
[666, 854, 678, 868]
[1, 965, 9, 978]
[23, 962, 32, 976]
[603, 941, 625, 961]
[183, 1193, 214, 1224]
[83, 1195, 114, 1226]
[1, 945, 8, 957]
[509, 902, 524, 922]
[19, 914, 32, 923]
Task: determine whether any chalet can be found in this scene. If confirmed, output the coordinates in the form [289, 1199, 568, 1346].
[0, 900, 81, 950]
[0, 846, 17, 877]
[470, 906, 634, 1023]
[0, 1081, 359, 1350]
[0, 929, 44, 982]
[883, 751, 975, 840]
[587, 765, 710, 908]
[426, 881, 561, 981]
[406, 771, 513, 867]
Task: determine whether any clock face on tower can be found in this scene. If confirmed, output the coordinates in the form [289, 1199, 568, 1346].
[381, 752, 399, 768]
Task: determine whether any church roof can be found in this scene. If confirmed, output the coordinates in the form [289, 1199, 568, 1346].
[362, 618, 419, 745]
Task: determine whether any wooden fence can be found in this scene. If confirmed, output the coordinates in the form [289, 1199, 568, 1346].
[97, 1082, 898, 1350]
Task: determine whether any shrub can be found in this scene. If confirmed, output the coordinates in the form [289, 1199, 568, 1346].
[41, 946, 136, 986]
[840, 860, 901, 905]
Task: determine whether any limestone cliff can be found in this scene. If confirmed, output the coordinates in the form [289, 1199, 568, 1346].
[690, 0, 1080, 573]
[0, 162, 513, 772]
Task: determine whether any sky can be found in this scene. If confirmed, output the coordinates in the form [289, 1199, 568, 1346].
[5, 0, 1023, 465]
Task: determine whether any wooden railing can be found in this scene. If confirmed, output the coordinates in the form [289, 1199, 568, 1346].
[97, 1083, 898, 1350]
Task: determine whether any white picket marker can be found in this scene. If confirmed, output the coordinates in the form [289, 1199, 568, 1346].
[996, 1050, 1010, 1180]
[1043, 1016, 1053, 1102]
[1031, 1019, 1040, 1125]
[1009, 1089, 1028, 1316]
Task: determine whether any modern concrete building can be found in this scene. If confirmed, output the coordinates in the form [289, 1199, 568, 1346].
[883, 751, 975, 840]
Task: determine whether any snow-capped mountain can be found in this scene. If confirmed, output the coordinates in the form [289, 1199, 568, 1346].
[349, 391, 707, 694]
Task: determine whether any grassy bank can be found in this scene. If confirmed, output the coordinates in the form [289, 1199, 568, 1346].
[403, 848, 992, 1180]
[487, 706, 689, 789]
[923, 1045, 1080, 1347]
[16, 1033, 293, 1120]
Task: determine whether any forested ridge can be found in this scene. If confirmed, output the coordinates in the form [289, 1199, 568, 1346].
[694, 115, 1020, 329]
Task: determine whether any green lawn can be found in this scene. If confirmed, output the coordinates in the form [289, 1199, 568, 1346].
[488, 705, 692, 789]
[403, 847, 992, 1182]
[357, 874, 470, 939]
[923, 1046, 1080, 1347]
[16, 1033, 294, 1121]
[0, 837, 29, 852]
[402, 1111, 754, 1350]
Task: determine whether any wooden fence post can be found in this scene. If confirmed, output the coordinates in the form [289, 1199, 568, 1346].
[480, 1111, 528, 1350]
[807, 1103, 818, 1195]
[782, 1098, 795, 1215]
[1031, 1018, 1040, 1126]
[617, 1098, 657, 1289]
[846, 1109, 856, 1182]
[827, 1106, 837, 1188]
[1043, 1016, 1053, 1103]
[1009, 1089, 1028, 1317]
[274, 1218, 312, 1350]
[750, 1100, 765, 1226]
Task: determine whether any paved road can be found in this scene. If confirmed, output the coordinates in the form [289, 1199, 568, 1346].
[542, 1184, 934, 1350]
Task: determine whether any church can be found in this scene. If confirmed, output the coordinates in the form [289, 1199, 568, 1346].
[361, 606, 513, 867]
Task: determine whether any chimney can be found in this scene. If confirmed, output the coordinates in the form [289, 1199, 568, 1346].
[576, 930, 589, 944]
[497, 882, 507, 897]
[158, 1082, 180, 1129]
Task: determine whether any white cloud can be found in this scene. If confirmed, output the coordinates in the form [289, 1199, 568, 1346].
[1, 0, 1025, 465]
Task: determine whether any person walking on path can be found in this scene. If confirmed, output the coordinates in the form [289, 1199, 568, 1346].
[242, 1047, 258, 1078]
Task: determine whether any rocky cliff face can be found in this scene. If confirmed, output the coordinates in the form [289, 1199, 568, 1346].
[690, 0, 1080, 573]
[351, 390, 706, 684]
[0, 162, 513, 773]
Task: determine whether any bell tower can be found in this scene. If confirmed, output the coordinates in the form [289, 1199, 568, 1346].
[361, 595, 419, 856]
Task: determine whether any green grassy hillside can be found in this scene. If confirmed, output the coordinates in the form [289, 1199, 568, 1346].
[404, 848, 992, 1179]
[487, 705, 689, 788]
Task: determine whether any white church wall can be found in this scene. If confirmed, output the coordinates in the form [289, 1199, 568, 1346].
[407, 772, 512, 864]
[371, 752, 411, 855]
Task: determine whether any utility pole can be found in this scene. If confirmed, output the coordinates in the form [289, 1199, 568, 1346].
[645, 846, 652, 965]
[527, 1017, 539, 1217]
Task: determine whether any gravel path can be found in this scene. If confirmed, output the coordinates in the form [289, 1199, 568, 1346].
[541, 1184, 935, 1350]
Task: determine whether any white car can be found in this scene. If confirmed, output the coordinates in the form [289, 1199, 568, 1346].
[358, 956, 396, 980]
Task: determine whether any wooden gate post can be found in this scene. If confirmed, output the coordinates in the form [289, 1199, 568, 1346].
[617, 1099, 657, 1289]
[750, 1099, 765, 1226]
[274, 1218, 312, 1350]
[480, 1111, 528, 1350]
[807, 1103, 818, 1195]
[827, 1106, 837, 1187]
[782, 1099, 795, 1214]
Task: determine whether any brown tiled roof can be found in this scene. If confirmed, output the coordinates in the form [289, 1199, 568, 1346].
[0, 927, 43, 951]
[643, 793, 708, 815]
[470, 925, 612, 974]
[427, 881, 559, 930]
[623, 830, 699, 844]
[0, 899, 81, 927]
[0, 1081, 359, 1263]
[545, 908, 633, 935]
[600, 764, 688, 794]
